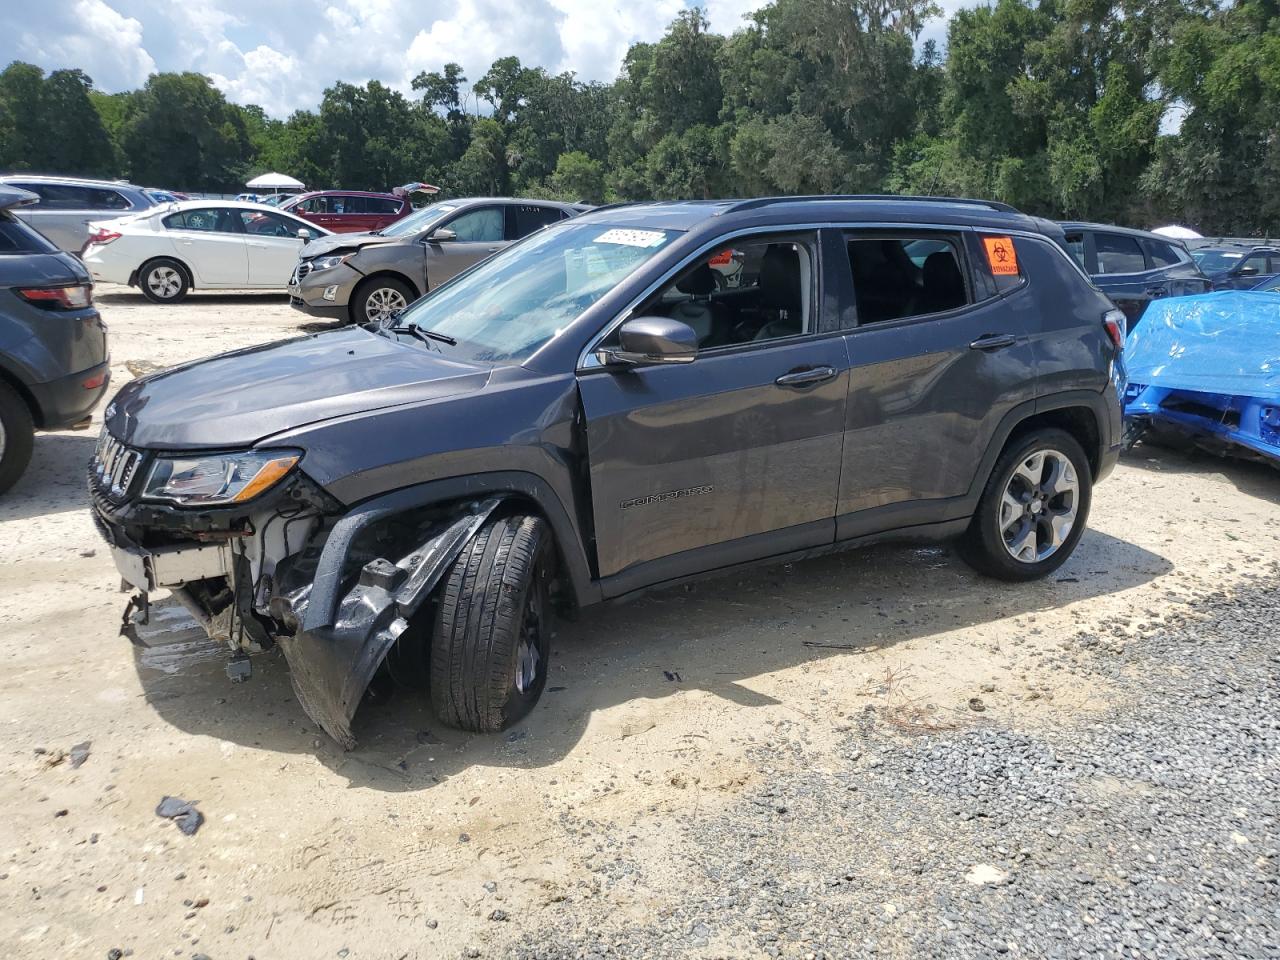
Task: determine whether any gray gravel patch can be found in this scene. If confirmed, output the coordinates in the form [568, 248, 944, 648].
[515, 570, 1280, 960]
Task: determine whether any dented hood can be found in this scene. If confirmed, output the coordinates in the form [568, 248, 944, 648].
[106, 327, 491, 449]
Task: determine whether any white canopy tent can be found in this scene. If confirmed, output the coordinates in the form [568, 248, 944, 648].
[245, 172, 305, 191]
[1151, 225, 1203, 240]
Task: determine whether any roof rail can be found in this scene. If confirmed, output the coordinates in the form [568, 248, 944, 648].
[719, 194, 1021, 215]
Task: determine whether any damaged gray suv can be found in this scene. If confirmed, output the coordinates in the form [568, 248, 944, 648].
[90, 196, 1125, 748]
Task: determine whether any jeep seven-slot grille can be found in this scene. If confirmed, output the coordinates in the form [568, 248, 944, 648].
[92, 432, 143, 499]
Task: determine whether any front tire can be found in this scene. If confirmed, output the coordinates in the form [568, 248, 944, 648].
[139, 258, 190, 303]
[0, 380, 35, 496]
[430, 515, 554, 732]
[959, 428, 1092, 582]
[351, 276, 413, 325]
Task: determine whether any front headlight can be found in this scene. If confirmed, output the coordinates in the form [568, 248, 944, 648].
[309, 253, 354, 272]
[142, 450, 301, 506]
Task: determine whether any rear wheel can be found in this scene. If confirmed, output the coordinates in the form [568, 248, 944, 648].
[351, 276, 413, 325]
[139, 258, 190, 304]
[959, 428, 1092, 582]
[0, 379, 35, 496]
[430, 514, 554, 732]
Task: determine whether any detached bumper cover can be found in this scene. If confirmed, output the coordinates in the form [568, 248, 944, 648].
[274, 498, 504, 749]
[1122, 291, 1280, 465]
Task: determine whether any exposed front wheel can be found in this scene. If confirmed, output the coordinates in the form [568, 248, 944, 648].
[430, 514, 554, 732]
[959, 428, 1092, 582]
[139, 258, 190, 303]
[352, 277, 413, 325]
[0, 379, 35, 496]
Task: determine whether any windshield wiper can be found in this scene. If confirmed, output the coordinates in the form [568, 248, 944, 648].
[388, 324, 457, 346]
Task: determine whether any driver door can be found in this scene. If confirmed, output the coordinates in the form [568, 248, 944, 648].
[576, 231, 850, 596]
[239, 210, 307, 287]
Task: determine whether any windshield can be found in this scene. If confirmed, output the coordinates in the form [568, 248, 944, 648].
[391, 221, 682, 363]
[1191, 249, 1244, 273]
[379, 201, 457, 237]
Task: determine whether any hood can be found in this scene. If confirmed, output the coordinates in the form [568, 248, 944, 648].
[301, 231, 402, 258]
[106, 327, 491, 449]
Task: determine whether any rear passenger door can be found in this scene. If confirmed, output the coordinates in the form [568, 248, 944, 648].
[835, 228, 1038, 536]
[508, 204, 566, 241]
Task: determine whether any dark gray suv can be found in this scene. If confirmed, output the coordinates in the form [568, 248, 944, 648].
[90, 196, 1125, 748]
[288, 197, 581, 324]
[1, 185, 110, 493]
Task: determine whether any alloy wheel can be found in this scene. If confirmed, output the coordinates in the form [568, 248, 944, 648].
[365, 287, 407, 323]
[147, 266, 182, 300]
[998, 449, 1079, 563]
[514, 583, 545, 694]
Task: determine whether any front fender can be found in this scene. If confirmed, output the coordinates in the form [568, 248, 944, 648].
[277, 498, 503, 749]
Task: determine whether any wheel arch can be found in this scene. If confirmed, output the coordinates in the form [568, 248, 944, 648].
[353, 269, 422, 301]
[0, 361, 40, 426]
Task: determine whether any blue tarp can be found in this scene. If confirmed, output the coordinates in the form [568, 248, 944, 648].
[1125, 291, 1280, 400]
[1124, 291, 1280, 464]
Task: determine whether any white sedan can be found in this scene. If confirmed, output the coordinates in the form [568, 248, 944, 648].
[82, 200, 331, 303]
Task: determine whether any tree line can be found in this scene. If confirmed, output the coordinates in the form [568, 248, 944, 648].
[1, 0, 1277, 235]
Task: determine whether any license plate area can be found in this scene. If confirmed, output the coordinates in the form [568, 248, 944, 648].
[110, 542, 232, 591]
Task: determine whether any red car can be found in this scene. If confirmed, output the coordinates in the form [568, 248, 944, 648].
[278, 191, 410, 233]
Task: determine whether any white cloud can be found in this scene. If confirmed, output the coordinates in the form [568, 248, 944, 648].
[14, 0, 156, 90]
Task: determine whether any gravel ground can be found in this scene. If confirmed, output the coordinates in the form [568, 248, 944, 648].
[515, 571, 1280, 960]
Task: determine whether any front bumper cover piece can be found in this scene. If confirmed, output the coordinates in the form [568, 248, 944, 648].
[275, 498, 504, 749]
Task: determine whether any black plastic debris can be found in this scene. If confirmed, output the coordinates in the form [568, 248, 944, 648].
[155, 796, 203, 836]
[663, 670, 683, 682]
[69, 741, 91, 769]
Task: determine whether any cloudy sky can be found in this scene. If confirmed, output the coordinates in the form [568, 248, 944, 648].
[3, 0, 964, 118]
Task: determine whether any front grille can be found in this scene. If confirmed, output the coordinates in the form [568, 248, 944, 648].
[292, 261, 313, 284]
[92, 431, 144, 500]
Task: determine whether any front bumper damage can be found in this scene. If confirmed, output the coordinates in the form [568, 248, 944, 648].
[271, 498, 503, 749]
[91, 442, 506, 748]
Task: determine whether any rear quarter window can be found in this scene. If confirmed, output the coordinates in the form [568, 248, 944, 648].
[969, 233, 1028, 298]
[0, 214, 57, 254]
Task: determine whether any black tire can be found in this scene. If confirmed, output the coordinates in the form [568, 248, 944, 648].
[430, 514, 554, 732]
[959, 428, 1092, 582]
[0, 379, 35, 496]
[139, 258, 190, 304]
[351, 276, 414, 325]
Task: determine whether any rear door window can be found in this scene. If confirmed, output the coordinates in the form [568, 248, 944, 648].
[163, 208, 242, 233]
[366, 196, 402, 214]
[845, 232, 971, 324]
[510, 204, 565, 239]
[1095, 233, 1147, 274]
[1239, 253, 1269, 276]
[1144, 239, 1185, 268]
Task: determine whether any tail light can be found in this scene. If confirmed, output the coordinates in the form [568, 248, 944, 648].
[17, 285, 94, 310]
[86, 226, 121, 246]
[1102, 308, 1126, 350]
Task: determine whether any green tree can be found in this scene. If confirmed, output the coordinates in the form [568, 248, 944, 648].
[550, 151, 605, 202]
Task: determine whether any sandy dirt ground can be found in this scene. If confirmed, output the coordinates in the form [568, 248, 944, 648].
[1, 285, 1277, 959]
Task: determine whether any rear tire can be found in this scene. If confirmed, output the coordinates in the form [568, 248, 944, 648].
[0, 380, 35, 496]
[351, 276, 413, 325]
[959, 428, 1092, 582]
[139, 258, 190, 304]
[430, 515, 554, 732]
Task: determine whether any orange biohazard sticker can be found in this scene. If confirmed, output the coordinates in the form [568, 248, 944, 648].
[708, 249, 734, 267]
[983, 236, 1019, 276]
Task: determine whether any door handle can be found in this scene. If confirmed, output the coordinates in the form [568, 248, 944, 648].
[969, 334, 1017, 351]
[1145, 286, 1166, 297]
[775, 365, 837, 388]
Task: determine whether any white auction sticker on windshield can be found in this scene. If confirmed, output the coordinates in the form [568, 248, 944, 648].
[594, 228, 666, 248]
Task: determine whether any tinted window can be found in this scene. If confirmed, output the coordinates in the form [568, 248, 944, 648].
[294, 197, 322, 213]
[1191, 249, 1244, 273]
[631, 234, 816, 347]
[336, 196, 365, 214]
[163, 208, 241, 233]
[238, 210, 304, 237]
[846, 233, 970, 324]
[1095, 233, 1146, 274]
[512, 204, 565, 239]
[448, 207, 504, 242]
[1144, 239, 1184, 268]
[0, 214, 56, 254]
[366, 196, 402, 214]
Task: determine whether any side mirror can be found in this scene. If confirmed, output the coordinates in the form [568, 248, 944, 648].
[1238, 265, 1259, 276]
[596, 316, 698, 367]
[296, 227, 312, 242]
[429, 227, 457, 242]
